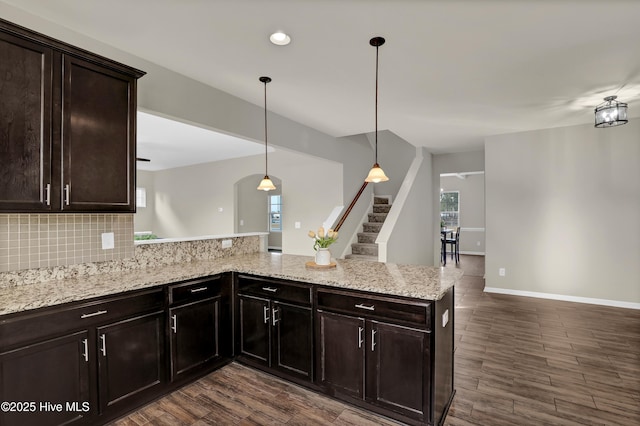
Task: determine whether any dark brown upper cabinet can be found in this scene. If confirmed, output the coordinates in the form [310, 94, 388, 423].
[0, 18, 144, 213]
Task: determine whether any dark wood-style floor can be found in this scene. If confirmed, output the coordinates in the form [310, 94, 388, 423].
[110, 256, 640, 425]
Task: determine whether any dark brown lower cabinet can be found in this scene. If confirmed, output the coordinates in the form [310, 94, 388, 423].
[170, 297, 220, 379]
[315, 286, 452, 426]
[97, 311, 165, 413]
[317, 311, 430, 421]
[236, 275, 313, 383]
[0, 331, 90, 426]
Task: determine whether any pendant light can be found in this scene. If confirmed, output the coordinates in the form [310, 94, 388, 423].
[365, 36, 389, 183]
[257, 76, 276, 191]
[594, 95, 628, 128]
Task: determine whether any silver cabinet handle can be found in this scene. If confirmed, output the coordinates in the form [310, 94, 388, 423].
[171, 314, 177, 333]
[355, 303, 375, 311]
[81, 338, 89, 362]
[272, 307, 280, 326]
[262, 286, 278, 293]
[80, 310, 107, 319]
[64, 184, 71, 205]
[190, 287, 208, 293]
[358, 326, 364, 348]
[99, 334, 107, 357]
[263, 305, 270, 324]
[45, 183, 51, 206]
[371, 329, 377, 352]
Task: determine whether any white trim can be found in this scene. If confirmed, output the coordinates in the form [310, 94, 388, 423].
[460, 227, 485, 232]
[484, 287, 640, 310]
[459, 251, 485, 256]
[440, 171, 484, 178]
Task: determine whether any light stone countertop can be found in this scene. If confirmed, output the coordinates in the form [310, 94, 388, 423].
[0, 253, 463, 316]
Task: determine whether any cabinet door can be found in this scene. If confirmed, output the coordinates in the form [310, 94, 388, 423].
[0, 331, 90, 426]
[0, 31, 53, 211]
[97, 311, 164, 413]
[238, 295, 270, 364]
[272, 301, 312, 380]
[61, 55, 136, 212]
[367, 321, 430, 421]
[170, 297, 220, 380]
[316, 311, 365, 399]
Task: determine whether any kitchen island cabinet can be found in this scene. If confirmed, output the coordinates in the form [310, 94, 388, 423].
[0, 253, 462, 426]
[236, 274, 313, 384]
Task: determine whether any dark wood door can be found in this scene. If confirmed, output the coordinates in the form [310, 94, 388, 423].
[0, 331, 90, 426]
[97, 311, 164, 413]
[366, 321, 430, 421]
[272, 301, 312, 380]
[170, 297, 220, 380]
[238, 295, 271, 365]
[316, 310, 365, 399]
[0, 31, 53, 211]
[61, 54, 136, 212]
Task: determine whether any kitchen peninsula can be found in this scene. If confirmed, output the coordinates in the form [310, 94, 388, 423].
[0, 246, 461, 426]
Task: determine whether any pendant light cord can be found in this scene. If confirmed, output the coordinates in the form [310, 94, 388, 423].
[263, 80, 268, 175]
[374, 43, 379, 164]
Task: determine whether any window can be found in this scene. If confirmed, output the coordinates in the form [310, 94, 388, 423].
[269, 195, 282, 232]
[440, 191, 459, 227]
[136, 187, 146, 208]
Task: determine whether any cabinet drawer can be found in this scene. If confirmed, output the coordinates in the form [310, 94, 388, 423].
[169, 275, 224, 306]
[0, 288, 164, 351]
[237, 275, 312, 306]
[316, 289, 431, 329]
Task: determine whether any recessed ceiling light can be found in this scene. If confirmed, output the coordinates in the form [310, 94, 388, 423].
[270, 31, 291, 46]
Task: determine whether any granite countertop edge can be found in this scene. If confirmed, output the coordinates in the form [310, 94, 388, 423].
[0, 253, 463, 316]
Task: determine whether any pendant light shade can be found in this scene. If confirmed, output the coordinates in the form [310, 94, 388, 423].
[364, 36, 389, 183]
[257, 76, 276, 191]
[594, 95, 628, 128]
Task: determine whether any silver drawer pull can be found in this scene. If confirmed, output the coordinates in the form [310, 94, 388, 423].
[371, 329, 377, 352]
[171, 314, 177, 333]
[262, 286, 278, 293]
[80, 310, 108, 319]
[64, 184, 71, 205]
[358, 326, 364, 348]
[190, 287, 208, 293]
[263, 305, 270, 324]
[272, 307, 280, 326]
[355, 303, 375, 311]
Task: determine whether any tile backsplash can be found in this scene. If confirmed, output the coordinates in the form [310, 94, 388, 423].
[0, 214, 134, 272]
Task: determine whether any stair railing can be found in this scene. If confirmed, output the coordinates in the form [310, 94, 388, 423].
[334, 181, 369, 232]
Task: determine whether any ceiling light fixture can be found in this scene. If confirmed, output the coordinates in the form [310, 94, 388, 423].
[269, 32, 291, 46]
[595, 95, 628, 128]
[257, 76, 276, 191]
[365, 36, 389, 183]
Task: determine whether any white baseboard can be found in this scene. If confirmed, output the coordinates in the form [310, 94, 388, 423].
[459, 251, 485, 256]
[484, 287, 640, 310]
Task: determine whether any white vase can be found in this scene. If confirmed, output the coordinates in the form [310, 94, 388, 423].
[315, 248, 331, 265]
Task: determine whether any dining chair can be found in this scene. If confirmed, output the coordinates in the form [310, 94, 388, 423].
[446, 226, 460, 263]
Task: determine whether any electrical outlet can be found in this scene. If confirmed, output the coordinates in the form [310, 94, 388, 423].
[101, 232, 114, 250]
[240, 219, 244, 226]
[221, 239, 232, 248]
[442, 309, 449, 327]
[499, 268, 506, 276]
[295, 222, 301, 229]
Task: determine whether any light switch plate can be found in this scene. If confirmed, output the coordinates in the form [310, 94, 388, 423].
[295, 222, 301, 229]
[221, 239, 232, 248]
[101, 232, 115, 250]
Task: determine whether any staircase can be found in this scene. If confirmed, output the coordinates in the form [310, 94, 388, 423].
[345, 197, 391, 261]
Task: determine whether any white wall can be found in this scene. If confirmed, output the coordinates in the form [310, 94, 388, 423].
[440, 173, 485, 254]
[150, 150, 342, 256]
[485, 120, 640, 305]
[383, 148, 434, 265]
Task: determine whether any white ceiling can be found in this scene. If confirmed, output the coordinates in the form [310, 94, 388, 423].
[5, 0, 640, 157]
